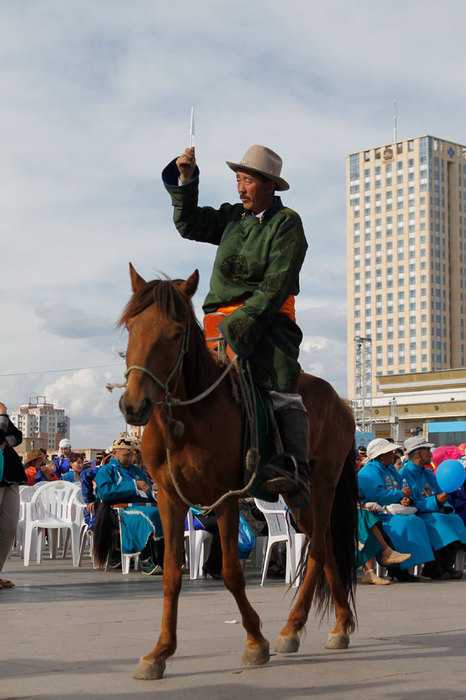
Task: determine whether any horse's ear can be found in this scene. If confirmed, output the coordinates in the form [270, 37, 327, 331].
[181, 269, 199, 298]
[129, 263, 146, 293]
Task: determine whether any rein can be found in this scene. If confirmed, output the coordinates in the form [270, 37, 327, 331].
[115, 318, 260, 516]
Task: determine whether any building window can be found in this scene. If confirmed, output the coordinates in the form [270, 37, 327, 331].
[349, 154, 360, 180]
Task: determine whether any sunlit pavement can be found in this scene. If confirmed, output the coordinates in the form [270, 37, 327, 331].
[2, 557, 466, 700]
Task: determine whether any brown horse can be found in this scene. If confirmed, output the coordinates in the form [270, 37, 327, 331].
[118, 264, 358, 681]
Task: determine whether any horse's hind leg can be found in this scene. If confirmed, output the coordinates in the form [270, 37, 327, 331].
[217, 502, 270, 667]
[323, 534, 355, 650]
[133, 492, 186, 681]
[275, 506, 323, 654]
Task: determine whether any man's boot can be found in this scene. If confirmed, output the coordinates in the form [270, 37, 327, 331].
[261, 392, 311, 510]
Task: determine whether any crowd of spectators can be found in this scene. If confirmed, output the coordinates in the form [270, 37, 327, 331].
[0, 422, 234, 584]
[356, 435, 466, 584]
[3, 390, 466, 591]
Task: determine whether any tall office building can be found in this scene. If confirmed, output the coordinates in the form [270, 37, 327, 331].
[347, 135, 466, 400]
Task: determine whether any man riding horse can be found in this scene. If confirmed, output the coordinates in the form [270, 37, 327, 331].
[162, 144, 310, 509]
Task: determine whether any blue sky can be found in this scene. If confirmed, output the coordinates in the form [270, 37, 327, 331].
[2, 0, 466, 446]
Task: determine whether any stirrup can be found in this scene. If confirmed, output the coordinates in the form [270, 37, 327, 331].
[262, 454, 310, 496]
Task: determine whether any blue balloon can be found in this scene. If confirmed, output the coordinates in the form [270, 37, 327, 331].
[436, 459, 466, 493]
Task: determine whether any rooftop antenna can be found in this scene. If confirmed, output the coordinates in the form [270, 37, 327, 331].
[393, 99, 398, 143]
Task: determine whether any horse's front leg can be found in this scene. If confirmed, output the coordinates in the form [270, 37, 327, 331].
[217, 502, 270, 667]
[134, 491, 187, 680]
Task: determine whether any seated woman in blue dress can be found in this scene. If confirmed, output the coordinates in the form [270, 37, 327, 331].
[400, 436, 466, 580]
[358, 438, 435, 582]
[357, 503, 411, 585]
[93, 435, 164, 575]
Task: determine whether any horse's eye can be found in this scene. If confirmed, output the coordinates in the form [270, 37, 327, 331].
[167, 326, 183, 341]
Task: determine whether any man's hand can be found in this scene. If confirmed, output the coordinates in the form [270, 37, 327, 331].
[86, 502, 95, 514]
[176, 147, 196, 184]
[0, 403, 7, 415]
[401, 497, 411, 507]
[436, 492, 449, 504]
[402, 486, 412, 497]
[136, 480, 150, 493]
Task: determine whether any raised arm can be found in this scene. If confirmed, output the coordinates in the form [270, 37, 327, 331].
[162, 148, 240, 245]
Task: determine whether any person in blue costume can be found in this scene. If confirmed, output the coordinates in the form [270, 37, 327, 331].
[80, 463, 98, 530]
[400, 436, 466, 580]
[94, 436, 164, 575]
[53, 439, 72, 477]
[61, 453, 85, 483]
[358, 437, 435, 582]
[80, 453, 117, 547]
[357, 503, 411, 585]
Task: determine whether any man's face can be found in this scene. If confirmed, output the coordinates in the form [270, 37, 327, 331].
[236, 171, 275, 214]
[62, 447, 71, 457]
[419, 447, 433, 466]
[380, 451, 396, 466]
[116, 448, 131, 466]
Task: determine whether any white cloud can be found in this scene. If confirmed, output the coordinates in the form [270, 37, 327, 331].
[42, 368, 126, 447]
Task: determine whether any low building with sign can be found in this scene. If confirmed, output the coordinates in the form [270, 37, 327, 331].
[370, 368, 466, 444]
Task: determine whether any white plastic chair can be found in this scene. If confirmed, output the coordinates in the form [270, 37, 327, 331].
[184, 509, 213, 579]
[62, 487, 88, 565]
[15, 486, 35, 553]
[254, 497, 305, 586]
[23, 481, 80, 566]
[113, 506, 142, 575]
[73, 490, 96, 568]
[78, 523, 94, 567]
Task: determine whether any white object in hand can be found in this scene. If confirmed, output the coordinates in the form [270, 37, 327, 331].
[189, 106, 195, 148]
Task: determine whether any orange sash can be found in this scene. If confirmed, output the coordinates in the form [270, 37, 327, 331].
[216, 295, 296, 322]
[204, 296, 296, 359]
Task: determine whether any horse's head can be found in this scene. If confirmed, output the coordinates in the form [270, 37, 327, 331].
[118, 263, 199, 426]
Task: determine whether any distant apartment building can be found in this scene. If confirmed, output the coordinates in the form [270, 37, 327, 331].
[347, 135, 466, 400]
[11, 395, 70, 451]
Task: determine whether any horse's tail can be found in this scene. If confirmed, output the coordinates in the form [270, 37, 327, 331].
[92, 503, 116, 568]
[303, 443, 358, 627]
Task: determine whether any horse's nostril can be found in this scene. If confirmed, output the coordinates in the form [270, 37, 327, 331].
[119, 395, 131, 416]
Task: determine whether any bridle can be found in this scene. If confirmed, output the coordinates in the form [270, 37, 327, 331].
[124, 318, 192, 409]
[121, 313, 259, 516]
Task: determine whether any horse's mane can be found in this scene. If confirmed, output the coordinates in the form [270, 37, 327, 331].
[118, 278, 220, 399]
[118, 278, 188, 327]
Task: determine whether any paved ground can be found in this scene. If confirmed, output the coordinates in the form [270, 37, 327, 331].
[2, 556, 466, 700]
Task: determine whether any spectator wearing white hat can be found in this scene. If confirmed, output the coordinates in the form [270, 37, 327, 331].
[399, 436, 466, 579]
[53, 439, 72, 477]
[358, 438, 435, 582]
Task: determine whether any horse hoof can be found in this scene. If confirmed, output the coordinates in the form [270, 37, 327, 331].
[275, 633, 300, 654]
[242, 640, 270, 667]
[325, 633, 350, 650]
[133, 657, 166, 680]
